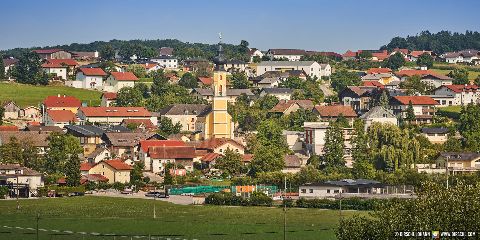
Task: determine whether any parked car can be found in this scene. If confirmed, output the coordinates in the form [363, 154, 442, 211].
[145, 191, 168, 198]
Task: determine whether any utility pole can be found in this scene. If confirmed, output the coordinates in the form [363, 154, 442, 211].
[446, 156, 450, 189]
[153, 186, 156, 219]
[283, 175, 287, 240]
[36, 213, 40, 240]
[16, 175, 19, 210]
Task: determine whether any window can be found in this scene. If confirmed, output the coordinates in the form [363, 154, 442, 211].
[219, 149, 223, 153]
[301, 189, 306, 193]
[309, 189, 313, 193]
[327, 189, 330, 193]
[334, 190, 339, 193]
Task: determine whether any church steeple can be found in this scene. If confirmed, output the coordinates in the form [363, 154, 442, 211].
[213, 32, 226, 71]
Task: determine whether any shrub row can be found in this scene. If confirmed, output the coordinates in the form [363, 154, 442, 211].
[293, 197, 390, 210]
[205, 192, 273, 207]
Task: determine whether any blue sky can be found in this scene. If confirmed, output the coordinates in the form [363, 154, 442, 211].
[1, 0, 479, 53]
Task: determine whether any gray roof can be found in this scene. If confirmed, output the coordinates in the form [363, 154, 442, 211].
[193, 88, 254, 96]
[360, 106, 396, 119]
[439, 152, 480, 161]
[159, 104, 210, 116]
[261, 88, 293, 94]
[65, 125, 105, 137]
[257, 61, 317, 67]
[258, 77, 280, 84]
[25, 125, 63, 133]
[0, 164, 42, 176]
[421, 127, 449, 134]
[303, 179, 382, 187]
[103, 132, 156, 147]
[86, 147, 109, 159]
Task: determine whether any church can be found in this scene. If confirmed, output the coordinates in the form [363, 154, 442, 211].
[196, 38, 235, 140]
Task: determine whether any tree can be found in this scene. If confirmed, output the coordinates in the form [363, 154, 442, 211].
[283, 108, 317, 131]
[215, 148, 243, 177]
[126, 64, 147, 78]
[0, 55, 4, 79]
[230, 72, 251, 89]
[279, 76, 306, 89]
[378, 91, 389, 108]
[416, 53, 434, 68]
[443, 134, 463, 152]
[322, 122, 345, 169]
[474, 75, 480, 86]
[44, 133, 83, 174]
[116, 87, 143, 107]
[255, 95, 279, 110]
[158, 117, 182, 136]
[405, 101, 416, 122]
[383, 52, 405, 70]
[0, 137, 22, 164]
[100, 44, 115, 61]
[459, 103, 480, 151]
[448, 68, 470, 85]
[252, 56, 261, 63]
[134, 82, 150, 99]
[0, 106, 4, 125]
[351, 120, 375, 178]
[399, 75, 430, 94]
[130, 162, 145, 183]
[330, 70, 361, 93]
[178, 72, 198, 89]
[12, 52, 47, 85]
[357, 51, 372, 60]
[64, 153, 81, 186]
[150, 69, 169, 96]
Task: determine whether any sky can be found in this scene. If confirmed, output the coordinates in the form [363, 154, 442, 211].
[1, 0, 479, 53]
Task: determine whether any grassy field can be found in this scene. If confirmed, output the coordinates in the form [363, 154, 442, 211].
[0, 82, 102, 107]
[430, 68, 480, 81]
[0, 196, 362, 240]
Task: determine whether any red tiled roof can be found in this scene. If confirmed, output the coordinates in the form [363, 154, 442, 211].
[442, 84, 479, 93]
[242, 154, 253, 163]
[410, 51, 432, 58]
[391, 96, 438, 105]
[367, 68, 392, 74]
[148, 146, 196, 159]
[41, 63, 68, 68]
[395, 69, 434, 77]
[102, 92, 117, 100]
[46, 59, 79, 66]
[28, 121, 41, 126]
[33, 49, 64, 54]
[392, 48, 409, 55]
[362, 81, 385, 89]
[200, 153, 222, 162]
[196, 138, 244, 151]
[111, 72, 139, 81]
[80, 174, 109, 184]
[142, 63, 159, 69]
[43, 95, 81, 108]
[46, 110, 76, 122]
[342, 50, 357, 57]
[270, 100, 314, 113]
[197, 77, 213, 85]
[372, 51, 389, 61]
[80, 162, 93, 171]
[79, 107, 152, 117]
[79, 68, 107, 76]
[103, 159, 133, 171]
[139, 140, 185, 152]
[314, 105, 358, 118]
[0, 126, 19, 131]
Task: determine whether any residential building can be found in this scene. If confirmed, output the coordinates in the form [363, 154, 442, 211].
[158, 104, 210, 132]
[283, 130, 304, 151]
[299, 179, 383, 199]
[138, 140, 194, 172]
[432, 84, 480, 106]
[419, 73, 453, 88]
[339, 86, 381, 114]
[361, 73, 399, 85]
[86, 147, 111, 164]
[313, 105, 358, 123]
[41, 62, 68, 80]
[249, 48, 264, 62]
[72, 51, 99, 60]
[33, 49, 72, 59]
[102, 132, 160, 160]
[41, 95, 82, 120]
[437, 152, 480, 173]
[77, 107, 156, 125]
[269, 100, 314, 115]
[101, 92, 117, 107]
[395, 69, 435, 81]
[408, 51, 433, 62]
[421, 128, 449, 144]
[266, 49, 306, 61]
[2, 101, 20, 119]
[256, 61, 331, 78]
[46, 59, 79, 76]
[44, 110, 76, 128]
[3, 58, 19, 80]
[359, 106, 397, 130]
[20, 106, 41, 122]
[282, 155, 303, 174]
[191, 88, 254, 103]
[151, 56, 178, 69]
[103, 72, 139, 92]
[224, 60, 247, 72]
[259, 88, 293, 101]
[158, 47, 174, 56]
[0, 132, 50, 155]
[194, 138, 245, 155]
[197, 77, 213, 87]
[71, 68, 107, 90]
[389, 96, 438, 123]
[141, 62, 162, 73]
[441, 49, 480, 64]
[0, 164, 44, 197]
[65, 125, 106, 156]
[88, 159, 132, 184]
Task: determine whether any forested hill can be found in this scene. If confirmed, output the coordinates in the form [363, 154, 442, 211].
[1, 38, 251, 61]
[381, 30, 480, 54]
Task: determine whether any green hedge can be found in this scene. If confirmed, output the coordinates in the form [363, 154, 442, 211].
[38, 186, 86, 197]
[295, 197, 390, 210]
[205, 192, 273, 207]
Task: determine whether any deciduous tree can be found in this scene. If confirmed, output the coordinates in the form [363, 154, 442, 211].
[215, 148, 244, 177]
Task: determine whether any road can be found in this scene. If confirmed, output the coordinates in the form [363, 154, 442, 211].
[90, 191, 202, 205]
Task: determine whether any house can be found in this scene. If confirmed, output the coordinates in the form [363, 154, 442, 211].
[200, 152, 223, 169]
[304, 122, 354, 167]
[431, 84, 480, 106]
[282, 155, 303, 174]
[389, 48, 409, 57]
[421, 127, 449, 144]
[141, 62, 162, 73]
[342, 50, 357, 61]
[151, 56, 178, 69]
[102, 132, 160, 160]
[182, 58, 210, 72]
[101, 92, 117, 107]
[367, 68, 392, 74]
[0, 132, 50, 155]
[80, 174, 109, 185]
[395, 69, 435, 81]
[361, 73, 399, 85]
[437, 152, 480, 173]
[224, 60, 247, 72]
[256, 61, 331, 79]
[41, 62, 68, 80]
[266, 49, 306, 61]
[2, 101, 20, 119]
[80, 162, 93, 175]
[42, 95, 82, 116]
[259, 88, 293, 101]
[88, 159, 132, 184]
[408, 51, 433, 62]
[342, 50, 389, 62]
[44, 110, 76, 128]
[419, 73, 453, 88]
[25, 125, 63, 133]
[191, 88, 254, 103]
[359, 106, 397, 130]
[283, 130, 304, 151]
[256, 77, 281, 89]
[194, 138, 245, 156]
[71, 68, 107, 90]
[19, 106, 41, 122]
[85, 147, 111, 164]
[197, 77, 213, 86]
[371, 50, 389, 62]
[389, 96, 438, 123]
[138, 140, 195, 172]
[77, 107, 156, 125]
[441, 49, 479, 64]
[269, 100, 314, 115]
[159, 47, 174, 56]
[313, 105, 358, 123]
[339, 86, 381, 114]
[3, 58, 19, 80]
[298, 179, 383, 199]
[46, 59, 79, 75]
[72, 51, 99, 61]
[103, 72, 139, 92]
[64, 125, 106, 156]
[249, 48, 264, 62]
[32, 49, 72, 59]
[121, 119, 156, 132]
[0, 164, 44, 197]
[158, 104, 210, 132]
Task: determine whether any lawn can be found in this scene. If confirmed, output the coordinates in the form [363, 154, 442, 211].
[0, 196, 362, 240]
[431, 68, 480, 81]
[0, 82, 102, 107]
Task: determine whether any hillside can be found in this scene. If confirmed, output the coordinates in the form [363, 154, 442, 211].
[0, 82, 102, 107]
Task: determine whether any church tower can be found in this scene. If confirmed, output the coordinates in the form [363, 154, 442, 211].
[204, 34, 234, 139]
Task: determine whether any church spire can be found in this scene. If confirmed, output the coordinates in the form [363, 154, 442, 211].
[213, 32, 226, 71]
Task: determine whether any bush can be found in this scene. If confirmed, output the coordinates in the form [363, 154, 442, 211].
[249, 192, 273, 206]
[112, 182, 125, 191]
[205, 192, 272, 206]
[295, 197, 389, 210]
[0, 186, 9, 199]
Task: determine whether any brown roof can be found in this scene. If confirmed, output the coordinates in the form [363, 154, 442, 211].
[242, 154, 254, 163]
[284, 155, 302, 168]
[367, 68, 392, 74]
[268, 49, 306, 55]
[148, 146, 196, 159]
[46, 110, 76, 122]
[79, 107, 152, 117]
[46, 59, 79, 66]
[104, 132, 156, 147]
[80, 174, 109, 184]
[33, 49, 64, 54]
[0, 126, 19, 131]
[195, 138, 244, 151]
[102, 92, 117, 100]
[197, 77, 213, 85]
[110, 72, 139, 81]
[270, 100, 314, 113]
[25, 125, 63, 133]
[43, 95, 81, 108]
[0, 132, 50, 147]
[79, 68, 107, 76]
[410, 51, 432, 58]
[395, 69, 434, 77]
[200, 153, 223, 162]
[314, 105, 357, 118]
[80, 162, 93, 171]
[441, 84, 479, 93]
[0, 164, 42, 176]
[102, 159, 132, 170]
[139, 140, 185, 152]
[391, 96, 438, 105]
